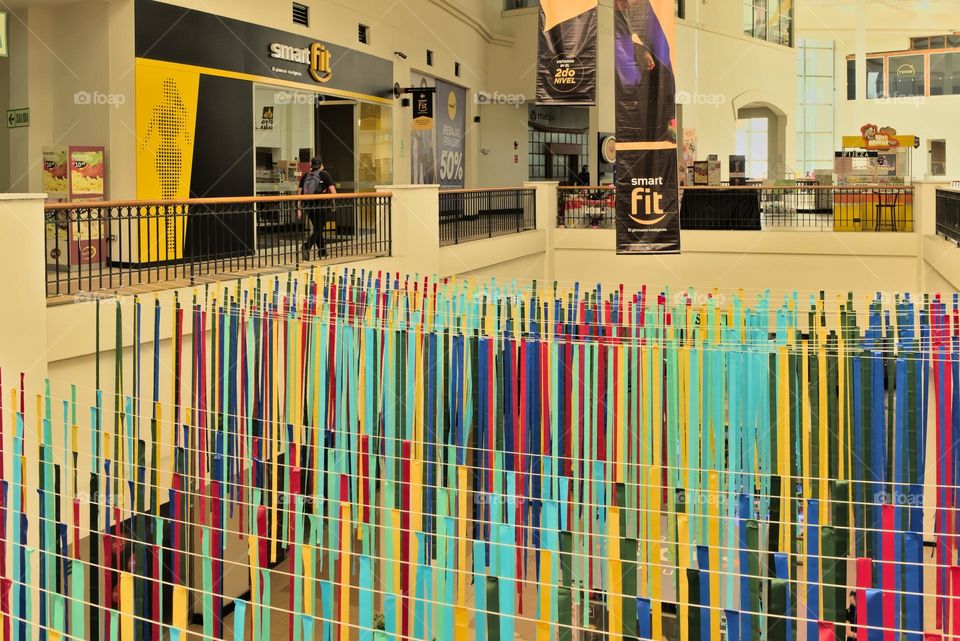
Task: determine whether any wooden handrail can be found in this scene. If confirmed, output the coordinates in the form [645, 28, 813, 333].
[680, 184, 913, 191]
[560, 185, 914, 192]
[44, 191, 392, 211]
[441, 187, 535, 195]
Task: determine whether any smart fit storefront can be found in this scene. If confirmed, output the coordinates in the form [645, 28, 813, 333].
[132, 0, 395, 261]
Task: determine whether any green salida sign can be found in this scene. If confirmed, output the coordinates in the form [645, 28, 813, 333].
[7, 109, 28, 129]
[0, 11, 7, 58]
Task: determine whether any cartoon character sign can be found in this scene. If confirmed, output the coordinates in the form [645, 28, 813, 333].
[860, 123, 900, 150]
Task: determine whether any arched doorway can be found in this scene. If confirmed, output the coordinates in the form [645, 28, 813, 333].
[735, 102, 788, 180]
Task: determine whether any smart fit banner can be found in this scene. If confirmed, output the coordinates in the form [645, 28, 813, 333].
[536, 0, 598, 106]
[411, 73, 437, 185]
[614, 0, 680, 254]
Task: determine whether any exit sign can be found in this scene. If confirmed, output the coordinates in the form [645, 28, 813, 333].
[0, 12, 7, 58]
[7, 108, 28, 129]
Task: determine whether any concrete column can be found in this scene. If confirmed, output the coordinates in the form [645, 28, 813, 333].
[8, 8, 54, 193]
[525, 180, 559, 283]
[377, 184, 441, 278]
[0, 196, 46, 641]
[0, 194, 49, 383]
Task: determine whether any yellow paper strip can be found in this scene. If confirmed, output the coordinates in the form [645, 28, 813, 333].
[648, 465, 662, 641]
[677, 513, 690, 641]
[609, 509, 623, 641]
[339, 503, 352, 641]
[707, 470, 721, 641]
[172, 584, 188, 632]
[537, 550, 554, 641]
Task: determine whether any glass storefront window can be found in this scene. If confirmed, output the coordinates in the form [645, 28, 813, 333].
[744, 0, 793, 47]
[846, 60, 856, 100]
[845, 57, 885, 100]
[357, 103, 393, 192]
[254, 86, 316, 197]
[866, 58, 884, 99]
[931, 52, 960, 96]
[888, 54, 924, 97]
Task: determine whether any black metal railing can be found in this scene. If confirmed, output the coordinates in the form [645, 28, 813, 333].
[558, 185, 915, 232]
[439, 188, 536, 246]
[936, 188, 960, 244]
[558, 186, 615, 229]
[44, 193, 392, 299]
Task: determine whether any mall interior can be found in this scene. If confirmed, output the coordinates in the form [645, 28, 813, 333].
[1, 0, 960, 640]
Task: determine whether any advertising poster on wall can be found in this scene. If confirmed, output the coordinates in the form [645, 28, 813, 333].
[435, 80, 466, 189]
[259, 106, 275, 130]
[0, 12, 7, 58]
[729, 154, 746, 185]
[69, 146, 106, 200]
[42, 146, 107, 267]
[536, 0, 598, 106]
[614, 0, 680, 254]
[681, 128, 696, 167]
[410, 72, 437, 184]
[42, 147, 69, 201]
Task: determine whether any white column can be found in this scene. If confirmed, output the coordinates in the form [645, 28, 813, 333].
[854, 0, 867, 104]
[525, 180, 559, 284]
[0, 194, 49, 383]
[377, 184, 441, 278]
[0, 194, 47, 641]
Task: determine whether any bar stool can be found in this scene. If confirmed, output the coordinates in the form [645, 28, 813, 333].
[874, 189, 900, 231]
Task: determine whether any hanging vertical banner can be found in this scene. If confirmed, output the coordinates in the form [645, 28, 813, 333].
[614, 0, 680, 254]
[536, 0, 598, 106]
[411, 73, 437, 184]
[436, 81, 466, 189]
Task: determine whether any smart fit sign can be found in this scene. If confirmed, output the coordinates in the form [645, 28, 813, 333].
[268, 41, 333, 83]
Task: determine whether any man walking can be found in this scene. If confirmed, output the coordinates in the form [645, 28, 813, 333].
[298, 156, 337, 259]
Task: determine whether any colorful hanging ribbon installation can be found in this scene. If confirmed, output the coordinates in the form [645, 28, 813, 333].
[0, 273, 955, 640]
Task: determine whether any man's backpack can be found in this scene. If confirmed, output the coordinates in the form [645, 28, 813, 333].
[302, 169, 324, 196]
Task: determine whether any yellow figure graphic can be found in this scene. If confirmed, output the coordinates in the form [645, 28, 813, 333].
[141, 79, 193, 200]
[136, 63, 199, 261]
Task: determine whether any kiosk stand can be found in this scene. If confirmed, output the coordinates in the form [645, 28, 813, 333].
[833, 126, 915, 231]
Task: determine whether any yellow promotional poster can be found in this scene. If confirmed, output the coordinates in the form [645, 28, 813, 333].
[68, 147, 105, 199]
[0, 11, 7, 58]
[42, 147, 69, 200]
[136, 59, 200, 262]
